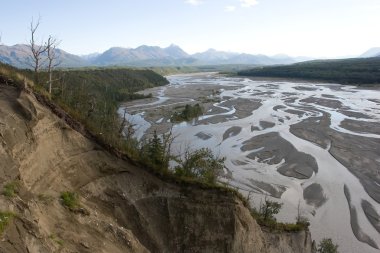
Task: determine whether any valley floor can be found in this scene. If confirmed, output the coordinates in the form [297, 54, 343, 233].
[120, 73, 380, 253]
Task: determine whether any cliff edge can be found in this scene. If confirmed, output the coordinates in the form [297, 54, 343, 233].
[0, 82, 314, 253]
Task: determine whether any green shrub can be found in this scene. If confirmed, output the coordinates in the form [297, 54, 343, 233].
[3, 181, 19, 197]
[0, 211, 15, 235]
[259, 198, 283, 222]
[317, 238, 339, 253]
[60, 192, 79, 209]
[249, 198, 308, 232]
[142, 131, 166, 170]
[174, 148, 225, 184]
[172, 104, 203, 122]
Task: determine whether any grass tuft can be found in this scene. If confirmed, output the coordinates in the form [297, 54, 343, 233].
[60, 191, 79, 209]
[3, 181, 19, 198]
[49, 234, 64, 246]
[0, 211, 15, 235]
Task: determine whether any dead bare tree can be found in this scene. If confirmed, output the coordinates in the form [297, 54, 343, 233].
[29, 17, 47, 85]
[162, 125, 178, 164]
[247, 190, 254, 202]
[296, 200, 301, 223]
[46, 35, 61, 93]
[119, 109, 128, 135]
[119, 108, 136, 140]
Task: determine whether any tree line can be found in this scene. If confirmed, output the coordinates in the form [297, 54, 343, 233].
[238, 58, 380, 85]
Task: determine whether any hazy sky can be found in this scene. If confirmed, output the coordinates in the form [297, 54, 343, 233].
[1, 0, 379, 57]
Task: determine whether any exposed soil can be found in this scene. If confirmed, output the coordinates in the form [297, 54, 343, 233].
[241, 132, 318, 179]
[223, 126, 242, 141]
[340, 119, 380, 135]
[344, 185, 379, 249]
[362, 200, 380, 234]
[338, 110, 372, 119]
[300, 97, 344, 109]
[303, 183, 327, 208]
[290, 112, 380, 204]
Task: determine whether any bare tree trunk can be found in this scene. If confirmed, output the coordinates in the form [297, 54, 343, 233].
[29, 17, 47, 85]
[49, 70, 52, 93]
[296, 200, 301, 222]
[46, 35, 60, 94]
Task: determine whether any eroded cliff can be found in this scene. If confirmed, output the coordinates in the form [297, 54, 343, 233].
[0, 82, 314, 253]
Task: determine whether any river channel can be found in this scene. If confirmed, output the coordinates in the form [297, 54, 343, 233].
[119, 73, 380, 253]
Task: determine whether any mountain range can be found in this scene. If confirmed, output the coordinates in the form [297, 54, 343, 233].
[0, 43, 378, 69]
[0, 44, 313, 68]
[0, 44, 86, 68]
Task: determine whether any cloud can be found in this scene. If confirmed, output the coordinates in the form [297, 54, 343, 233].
[239, 0, 259, 7]
[185, 0, 203, 6]
[225, 5, 237, 12]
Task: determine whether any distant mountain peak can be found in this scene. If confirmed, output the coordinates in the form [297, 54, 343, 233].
[167, 43, 180, 48]
[163, 44, 189, 59]
[136, 45, 159, 50]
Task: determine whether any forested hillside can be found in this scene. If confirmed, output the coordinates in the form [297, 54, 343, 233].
[52, 68, 168, 143]
[0, 62, 168, 146]
[238, 57, 380, 85]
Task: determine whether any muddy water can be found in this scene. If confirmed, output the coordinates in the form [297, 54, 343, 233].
[119, 73, 380, 253]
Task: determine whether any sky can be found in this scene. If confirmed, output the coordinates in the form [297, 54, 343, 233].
[0, 0, 379, 58]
